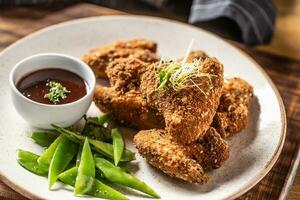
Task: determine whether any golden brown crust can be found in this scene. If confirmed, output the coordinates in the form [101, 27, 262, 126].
[105, 58, 148, 93]
[133, 127, 229, 183]
[140, 57, 224, 144]
[93, 86, 164, 129]
[82, 39, 158, 78]
[212, 78, 253, 137]
[187, 127, 230, 169]
[93, 57, 164, 129]
[133, 129, 209, 184]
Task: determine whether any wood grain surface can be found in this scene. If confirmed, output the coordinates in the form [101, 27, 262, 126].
[0, 3, 299, 200]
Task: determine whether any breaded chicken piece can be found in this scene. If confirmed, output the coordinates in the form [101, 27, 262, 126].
[133, 127, 229, 183]
[212, 78, 253, 138]
[187, 127, 229, 169]
[93, 58, 164, 129]
[185, 51, 253, 137]
[141, 57, 224, 144]
[82, 39, 158, 78]
[94, 86, 164, 129]
[133, 129, 209, 184]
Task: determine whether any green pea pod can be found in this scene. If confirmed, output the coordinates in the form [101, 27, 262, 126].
[52, 124, 135, 162]
[49, 136, 78, 189]
[38, 135, 64, 169]
[52, 124, 84, 143]
[58, 166, 78, 186]
[118, 162, 129, 172]
[31, 131, 58, 147]
[95, 157, 160, 198]
[17, 149, 48, 176]
[111, 128, 124, 166]
[74, 138, 95, 195]
[76, 144, 83, 167]
[89, 139, 134, 162]
[58, 167, 128, 200]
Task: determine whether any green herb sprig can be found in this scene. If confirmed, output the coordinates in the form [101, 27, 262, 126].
[156, 39, 215, 94]
[44, 81, 70, 104]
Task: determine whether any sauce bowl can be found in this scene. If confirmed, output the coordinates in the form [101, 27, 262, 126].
[9, 53, 96, 129]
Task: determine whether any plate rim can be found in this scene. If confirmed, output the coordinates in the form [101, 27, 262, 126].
[0, 15, 287, 200]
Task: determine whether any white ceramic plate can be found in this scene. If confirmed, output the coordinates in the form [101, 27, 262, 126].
[0, 16, 286, 200]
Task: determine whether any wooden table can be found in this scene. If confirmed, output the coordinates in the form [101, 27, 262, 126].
[0, 3, 299, 200]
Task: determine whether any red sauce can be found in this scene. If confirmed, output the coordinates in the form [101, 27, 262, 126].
[17, 68, 87, 105]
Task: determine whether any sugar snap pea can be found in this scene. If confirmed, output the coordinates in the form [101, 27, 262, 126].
[17, 149, 48, 176]
[31, 131, 58, 147]
[111, 128, 124, 166]
[95, 157, 160, 198]
[58, 166, 78, 186]
[49, 136, 78, 189]
[58, 166, 128, 200]
[74, 137, 95, 195]
[76, 144, 83, 167]
[52, 124, 135, 162]
[89, 139, 134, 162]
[38, 134, 64, 169]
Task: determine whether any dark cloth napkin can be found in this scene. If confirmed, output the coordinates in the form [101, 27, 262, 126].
[140, 0, 276, 44]
[189, 0, 276, 44]
[0, 0, 276, 45]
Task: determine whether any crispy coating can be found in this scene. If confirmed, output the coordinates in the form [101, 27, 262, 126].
[133, 127, 229, 183]
[212, 78, 253, 137]
[93, 57, 165, 129]
[187, 127, 229, 169]
[140, 57, 224, 144]
[82, 39, 158, 78]
[184, 50, 253, 137]
[94, 86, 164, 129]
[133, 129, 209, 184]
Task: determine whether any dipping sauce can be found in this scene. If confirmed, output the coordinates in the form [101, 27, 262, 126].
[17, 68, 87, 105]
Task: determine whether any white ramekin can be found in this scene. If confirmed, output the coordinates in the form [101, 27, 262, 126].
[9, 53, 96, 129]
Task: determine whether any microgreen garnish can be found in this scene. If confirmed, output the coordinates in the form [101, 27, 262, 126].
[44, 81, 70, 104]
[156, 39, 215, 93]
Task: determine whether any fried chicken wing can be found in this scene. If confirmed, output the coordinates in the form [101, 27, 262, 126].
[140, 57, 224, 144]
[187, 127, 229, 169]
[133, 127, 229, 183]
[184, 51, 253, 137]
[93, 57, 164, 129]
[212, 78, 253, 137]
[133, 129, 209, 184]
[82, 39, 158, 78]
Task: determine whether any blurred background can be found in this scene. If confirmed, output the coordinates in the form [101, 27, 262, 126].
[0, 0, 299, 61]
